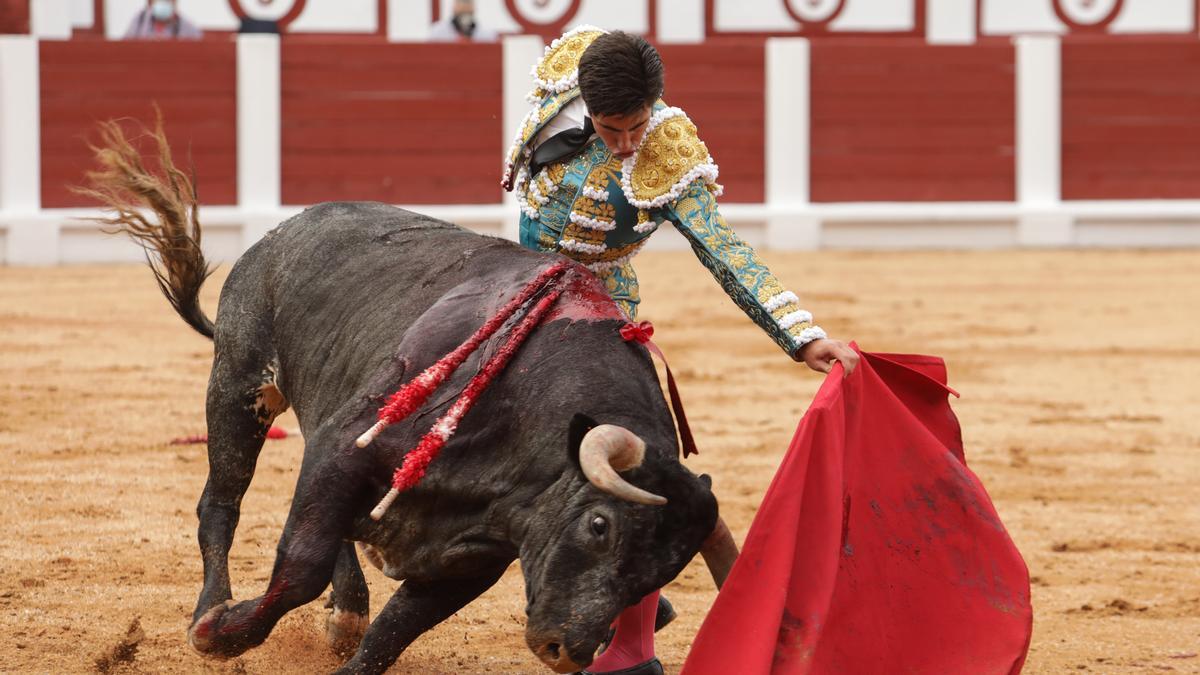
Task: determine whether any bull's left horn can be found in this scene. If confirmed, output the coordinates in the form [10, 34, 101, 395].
[579, 425, 667, 506]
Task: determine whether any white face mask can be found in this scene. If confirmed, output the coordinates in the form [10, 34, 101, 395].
[150, 0, 175, 21]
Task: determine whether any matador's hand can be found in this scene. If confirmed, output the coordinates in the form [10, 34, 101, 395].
[797, 338, 859, 377]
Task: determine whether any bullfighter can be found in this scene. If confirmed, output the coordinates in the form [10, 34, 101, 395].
[503, 26, 859, 675]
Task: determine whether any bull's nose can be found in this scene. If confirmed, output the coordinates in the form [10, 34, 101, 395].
[534, 639, 586, 674]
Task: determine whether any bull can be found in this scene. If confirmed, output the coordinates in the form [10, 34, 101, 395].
[83, 120, 733, 673]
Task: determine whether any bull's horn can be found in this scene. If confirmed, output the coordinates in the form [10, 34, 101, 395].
[578, 425, 667, 505]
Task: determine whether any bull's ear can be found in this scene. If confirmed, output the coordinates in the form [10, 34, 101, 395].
[698, 473, 713, 490]
[567, 413, 599, 470]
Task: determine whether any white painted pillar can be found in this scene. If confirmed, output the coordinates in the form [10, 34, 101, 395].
[0, 37, 56, 264]
[31, 0, 74, 39]
[926, 0, 976, 45]
[387, 0, 433, 42]
[0, 36, 41, 214]
[500, 35, 543, 242]
[237, 34, 281, 248]
[1016, 35, 1072, 246]
[1017, 36, 1060, 205]
[656, 0, 704, 43]
[764, 38, 819, 250]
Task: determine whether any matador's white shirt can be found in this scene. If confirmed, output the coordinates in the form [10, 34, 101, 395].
[532, 98, 594, 153]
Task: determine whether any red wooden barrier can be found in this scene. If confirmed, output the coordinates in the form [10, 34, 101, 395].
[1062, 37, 1200, 200]
[280, 40, 503, 205]
[39, 40, 238, 208]
[657, 42, 766, 204]
[0, 0, 29, 34]
[810, 41, 1015, 202]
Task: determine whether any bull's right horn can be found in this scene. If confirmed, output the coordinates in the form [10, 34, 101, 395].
[579, 425, 668, 506]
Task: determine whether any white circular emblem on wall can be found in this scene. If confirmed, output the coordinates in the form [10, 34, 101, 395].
[1053, 0, 1124, 27]
[784, 0, 844, 24]
[230, 0, 304, 22]
[512, 0, 576, 24]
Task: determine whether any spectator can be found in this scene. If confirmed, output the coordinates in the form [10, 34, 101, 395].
[124, 0, 202, 40]
[429, 0, 497, 42]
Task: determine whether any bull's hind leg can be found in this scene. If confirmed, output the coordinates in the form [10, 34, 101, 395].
[193, 348, 290, 624]
[325, 542, 370, 656]
[335, 565, 508, 675]
[189, 436, 364, 658]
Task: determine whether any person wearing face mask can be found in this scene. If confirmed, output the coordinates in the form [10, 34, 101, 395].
[124, 0, 202, 40]
[503, 26, 858, 675]
[429, 0, 497, 42]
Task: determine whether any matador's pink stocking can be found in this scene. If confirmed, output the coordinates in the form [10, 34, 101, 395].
[588, 590, 660, 672]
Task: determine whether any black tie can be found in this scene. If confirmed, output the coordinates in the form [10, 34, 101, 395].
[529, 116, 595, 177]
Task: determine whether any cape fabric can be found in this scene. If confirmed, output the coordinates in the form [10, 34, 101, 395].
[682, 351, 1031, 675]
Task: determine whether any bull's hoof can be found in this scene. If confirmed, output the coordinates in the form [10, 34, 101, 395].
[654, 595, 676, 632]
[187, 600, 245, 658]
[325, 607, 368, 657]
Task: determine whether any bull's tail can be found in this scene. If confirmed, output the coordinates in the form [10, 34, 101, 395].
[75, 113, 215, 339]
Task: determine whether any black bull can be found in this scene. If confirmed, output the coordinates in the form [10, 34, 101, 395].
[95, 143, 734, 675]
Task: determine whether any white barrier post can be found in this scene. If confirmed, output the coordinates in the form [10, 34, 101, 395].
[1016, 35, 1072, 246]
[765, 38, 818, 250]
[0, 36, 57, 265]
[0, 36, 40, 215]
[237, 34, 282, 250]
[500, 35, 543, 242]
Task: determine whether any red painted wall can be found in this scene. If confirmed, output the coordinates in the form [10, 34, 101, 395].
[1062, 37, 1200, 200]
[0, 0, 29, 34]
[657, 41, 766, 203]
[40, 41, 238, 208]
[280, 40, 503, 205]
[810, 41, 1016, 202]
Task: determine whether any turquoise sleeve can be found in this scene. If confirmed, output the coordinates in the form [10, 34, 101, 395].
[662, 180, 827, 358]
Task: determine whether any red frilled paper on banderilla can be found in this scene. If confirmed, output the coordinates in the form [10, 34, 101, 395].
[681, 350, 1031, 675]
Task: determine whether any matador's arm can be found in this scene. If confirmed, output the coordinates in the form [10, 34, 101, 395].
[662, 180, 826, 359]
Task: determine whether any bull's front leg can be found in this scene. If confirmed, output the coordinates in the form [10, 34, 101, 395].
[189, 456, 361, 658]
[335, 564, 509, 675]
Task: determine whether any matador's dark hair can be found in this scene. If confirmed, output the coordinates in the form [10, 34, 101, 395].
[578, 31, 664, 117]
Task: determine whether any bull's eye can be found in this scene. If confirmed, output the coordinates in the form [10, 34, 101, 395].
[590, 516, 608, 537]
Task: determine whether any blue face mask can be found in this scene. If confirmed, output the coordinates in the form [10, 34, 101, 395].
[150, 0, 175, 21]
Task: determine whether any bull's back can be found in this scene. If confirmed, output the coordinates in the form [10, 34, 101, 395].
[221, 201, 548, 423]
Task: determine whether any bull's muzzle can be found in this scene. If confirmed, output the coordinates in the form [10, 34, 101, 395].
[528, 632, 588, 674]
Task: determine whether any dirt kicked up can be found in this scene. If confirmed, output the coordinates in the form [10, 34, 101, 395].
[1, 248, 1197, 674]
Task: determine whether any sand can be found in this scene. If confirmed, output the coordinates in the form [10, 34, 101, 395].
[1, 247, 1197, 673]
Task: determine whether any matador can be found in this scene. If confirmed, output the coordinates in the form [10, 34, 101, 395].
[501, 26, 858, 675]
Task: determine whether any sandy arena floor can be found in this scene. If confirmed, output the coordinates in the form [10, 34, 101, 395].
[1, 247, 1198, 674]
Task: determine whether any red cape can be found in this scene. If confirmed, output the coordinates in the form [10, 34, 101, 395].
[682, 351, 1031, 675]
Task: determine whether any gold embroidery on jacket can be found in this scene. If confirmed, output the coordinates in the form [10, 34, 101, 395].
[629, 116, 711, 203]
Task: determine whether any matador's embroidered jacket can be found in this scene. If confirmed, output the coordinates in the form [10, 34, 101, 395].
[502, 26, 826, 357]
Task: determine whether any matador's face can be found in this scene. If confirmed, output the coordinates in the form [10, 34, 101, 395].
[592, 106, 653, 161]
